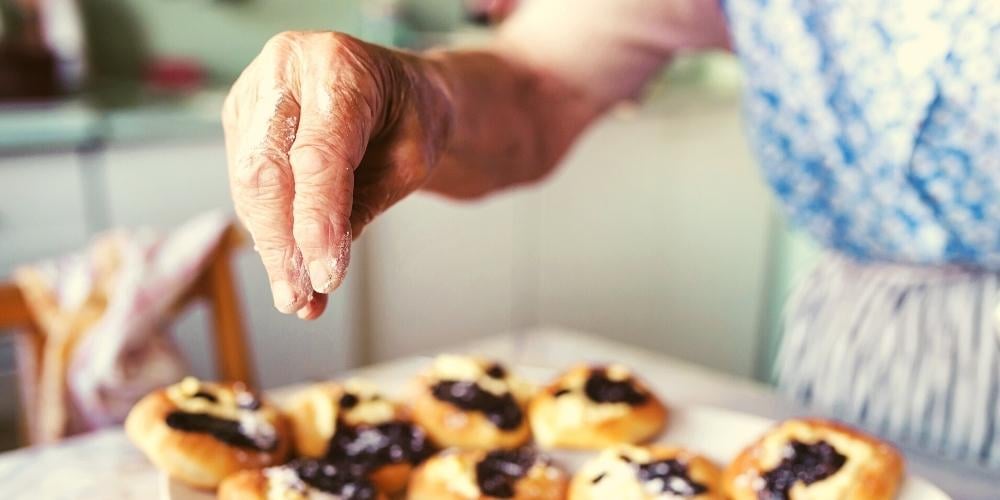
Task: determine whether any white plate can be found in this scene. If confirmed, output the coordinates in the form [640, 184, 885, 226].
[163, 364, 951, 499]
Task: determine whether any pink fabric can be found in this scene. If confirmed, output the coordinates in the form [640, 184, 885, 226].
[498, 0, 730, 104]
[72, 212, 231, 429]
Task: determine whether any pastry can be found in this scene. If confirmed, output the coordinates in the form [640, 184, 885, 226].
[285, 379, 435, 494]
[722, 418, 904, 500]
[529, 364, 667, 449]
[218, 458, 385, 500]
[125, 377, 291, 489]
[408, 447, 568, 500]
[569, 444, 723, 499]
[411, 355, 534, 450]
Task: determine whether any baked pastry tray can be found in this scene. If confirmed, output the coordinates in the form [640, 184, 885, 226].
[160, 362, 951, 500]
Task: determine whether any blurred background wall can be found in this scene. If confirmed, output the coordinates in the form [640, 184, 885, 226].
[0, 0, 820, 449]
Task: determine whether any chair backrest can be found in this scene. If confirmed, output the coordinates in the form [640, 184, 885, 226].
[0, 283, 45, 445]
[0, 223, 254, 446]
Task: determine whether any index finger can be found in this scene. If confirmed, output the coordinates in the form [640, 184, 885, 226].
[228, 87, 313, 313]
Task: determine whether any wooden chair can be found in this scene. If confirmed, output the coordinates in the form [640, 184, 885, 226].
[0, 223, 255, 446]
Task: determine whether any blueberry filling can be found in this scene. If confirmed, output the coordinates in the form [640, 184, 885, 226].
[165, 411, 273, 451]
[191, 391, 217, 403]
[758, 440, 847, 500]
[636, 458, 708, 497]
[430, 380, 524, 430]
[340, 393, 359, 409]
[583, 369, 648, 405]
[326, 421, 435, 470]
[291, 458, 377, 500]
[475, 448, 538, 498]
[486, 363, 507, 379]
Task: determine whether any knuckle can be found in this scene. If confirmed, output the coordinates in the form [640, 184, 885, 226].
[324, 34, 379, 83]
[289, 143, 353, 180]
[234, 150, 293, 200]
[254, 234, 286, 254]
[321, 31, 355, 53]
[264, 31, 303, 52]
[289, 145, 334, 176]
[293, 217, 330, 247]
[251, 228, 295, 257]
[257, 248, 291, 275]
[265, 31, 358, 63]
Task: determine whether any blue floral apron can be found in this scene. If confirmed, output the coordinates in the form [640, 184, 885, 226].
[723, 0, 1000, 467]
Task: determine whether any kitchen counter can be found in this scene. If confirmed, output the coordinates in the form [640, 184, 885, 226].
[0, 327, 996, 499]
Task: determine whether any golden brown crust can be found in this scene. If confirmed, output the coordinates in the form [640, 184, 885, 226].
[722, 418, 904, 500]
[529, 365, 668, 450]
[218, 467, 389, 500]
[285, 382, 344, 458]
[217, 469, 268, 500]
[569, 444, 723, 500]
[125, 387, 291, 489]
[410, 374, 532, 450]
[408, 461, 473, 500]
[370, 462, 414, 495]
[408, 449, 568, 500]
[511, 463, 570, 500]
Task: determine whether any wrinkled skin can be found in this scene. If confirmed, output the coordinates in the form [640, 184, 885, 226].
[223, 32, 450, 319]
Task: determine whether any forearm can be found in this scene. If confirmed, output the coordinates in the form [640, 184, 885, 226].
[404, 0, 729, 199]
[414, 47, 605, 199]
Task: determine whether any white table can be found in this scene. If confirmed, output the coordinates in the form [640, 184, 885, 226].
[1, 328, 996, 499]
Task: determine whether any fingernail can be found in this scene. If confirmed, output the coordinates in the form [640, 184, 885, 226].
[271, 281, 298, 313]
[308, 259, 341, 294]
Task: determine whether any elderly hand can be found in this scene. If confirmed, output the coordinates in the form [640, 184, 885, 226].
[223, 32, 451, 319]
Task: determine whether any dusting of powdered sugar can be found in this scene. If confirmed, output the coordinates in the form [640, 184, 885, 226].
[312, 228, 352, 293]
[239, 411, 278, 451]
[265, 465, 307, 496]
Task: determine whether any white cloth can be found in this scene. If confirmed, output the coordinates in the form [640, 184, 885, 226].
[15, 212, 231, 440]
